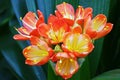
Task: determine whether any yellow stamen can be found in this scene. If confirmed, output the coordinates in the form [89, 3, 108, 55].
[27, 46, 31, 50]
[34, 60, 37, 63]
[104, 26, 109, 30]
[59, 69, 61, 72]
[24, 52, 27, 55]
[70, 58, 73, 62]
[20, 17, 22, 20]
[78, 5, 80, 8]
[27, 58, 30, 60]
[63, 2, 66, 4]
[59, 60, 62, 63]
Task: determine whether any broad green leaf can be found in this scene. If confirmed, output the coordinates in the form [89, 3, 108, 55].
[0, 0, 13, 26]
[92, 69, 120, 80]
[10, 0, 27, 26]
[48, 61, 58, 80]
[36, 0, 55, 21]
[0, 31, 46, 80]
[25, 0, 36, 12]
[99, 0, 120, 72]
[55, 0, 79, 8]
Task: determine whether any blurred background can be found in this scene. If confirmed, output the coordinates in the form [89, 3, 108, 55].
[0, 0, 120, 80]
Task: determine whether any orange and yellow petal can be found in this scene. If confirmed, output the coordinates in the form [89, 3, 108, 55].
[13, 34, 29, 40]
[55, 57, 79, 79]
[23, 45, 50, 65]
[91, 14, 107, 32]
[17, 27, 30, 35]
[94, 23, 113, 39]
[48, 14, 58, 25]
[30, 36, 52, 51]
[75, 6, 84, 20]
[30, 29, 40, 37]
[55, 10, 63, 18]
[36, 10, 44, 27]
[72, 26, 82, 33]
[22, 12, 37, 30]
[84, 7, 93, 19]
[75, 6, 92, 26]
[62, 32, 94, 57]
[56, 2, 75, 20]
[37, 23, 50, 38]
[47, 18, 69, 44]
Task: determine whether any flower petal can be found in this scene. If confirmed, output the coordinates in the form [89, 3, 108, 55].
[94, 23, 113, 39]
[22, 12, 37, 31]
[55, 10, 63, 18]
[92, 14, 107, 32]
[75, 6, 92, 25]
[62, 33, 94, 57]
[30, 36, 50, 50]
[17, 27, 30, 35]
[23, 45, 50, 65]
[75, 6, 84, 20]
[72, 26, 82, 33]
[55, 57, 79, 79]
[84, 15, 97, 38]
[30, 29, 40, 37]
[36, 10, 44, 28]
[37, 23, 50, 38]
[13, 34, 29, 40]
[84, 7, 93, 18]
[47, 18, 69, 44]
[56, 2, 74, 20]
[48, 14, 58, 25]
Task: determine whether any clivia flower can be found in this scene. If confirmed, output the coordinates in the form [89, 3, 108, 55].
[56, 2, 113, 40]
[13, 10, 44, 40]
[13, 2, 113, 80]
[38, 14, 70, 44]
[23, 36, 53, 65]
[85, 14, 113, 39]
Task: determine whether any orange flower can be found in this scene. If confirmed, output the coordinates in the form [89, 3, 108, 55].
[13, 2, 113, 80]
[13, 10, 44, 40]
[62, 32, 94, 57]
[85, 14, 113, 39]
[23, 36, 53, 65]
[38, 15, 70, 44]
[55, 52, 79, 79]
[56, 2, 92, 27]
[56, 2, 113, 40]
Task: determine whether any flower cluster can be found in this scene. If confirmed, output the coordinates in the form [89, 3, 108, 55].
[13, 2, 113, 80]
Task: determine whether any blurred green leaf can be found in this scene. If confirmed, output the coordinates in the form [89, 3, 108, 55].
[47, 61, 58, 80]
[10, 0, 27, 26]
[92, 69, 120, 80]
[25, 0, 36, 12]
[0, 0, 13, 26]
[36, 0, 55, 21]
[0, 23, 46, 80]
[99, 0, 120, 72]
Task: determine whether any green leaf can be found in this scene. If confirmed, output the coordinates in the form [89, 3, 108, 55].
[99, 0, 120, 72]
[47, 61, 58, 80]
[10, 0, 27, 26]
[92, 69, 120, 80]
[0, 0, 13, 26]
[25, 0, 36, 12]
[36, 0, 55, 21]
[0, 23, 46, 80]
[55, 0, 79, 8]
